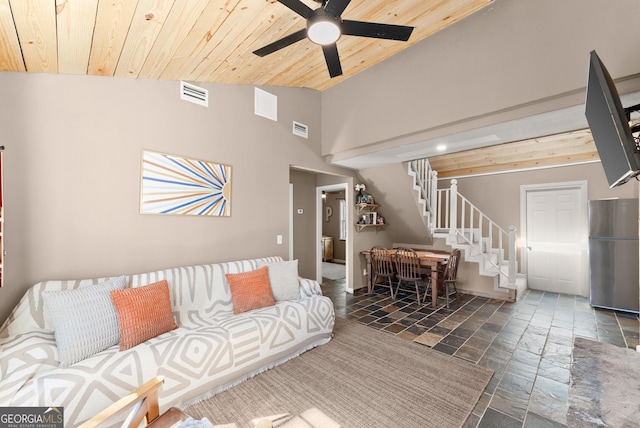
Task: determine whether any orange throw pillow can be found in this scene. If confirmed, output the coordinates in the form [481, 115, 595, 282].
[110, 280, 178, 351]
[226, 266, 276, 314]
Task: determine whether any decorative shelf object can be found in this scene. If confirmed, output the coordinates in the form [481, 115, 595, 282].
[354, 198, 385, 232]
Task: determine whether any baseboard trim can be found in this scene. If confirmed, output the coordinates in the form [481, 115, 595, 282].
[458, 288, 515, 303]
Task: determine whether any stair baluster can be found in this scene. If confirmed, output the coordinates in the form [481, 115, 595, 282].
[408, 159, 438, 228]
[408, 160, 522, 293]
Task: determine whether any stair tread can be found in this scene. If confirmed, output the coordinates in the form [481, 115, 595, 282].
[409, 161, 524, 295]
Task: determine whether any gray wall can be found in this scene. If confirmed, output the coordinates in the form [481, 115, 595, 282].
[446, 162, 638, 297]
[315, 0, 640, 296]
[451, 164, 638, 234]
[291, 172, 361, 289]
[351, 161, 639, 298]
[358, 163, 432, 244]
[0, 72, 351, 323]
[4, 0, 640, 322]
[290, 169, 318, 279]
[321, 0, 640, 162]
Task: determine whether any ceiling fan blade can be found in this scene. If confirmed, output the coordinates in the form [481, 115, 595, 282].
[324, 0, 351, 17]
[342, 20, 414, 41]
[253, 29, 307, 57]
[322, 44, 343, 78]
[278, 0, 313, 19]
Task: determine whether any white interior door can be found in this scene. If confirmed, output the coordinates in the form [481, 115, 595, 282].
[522, 182, 588, 296]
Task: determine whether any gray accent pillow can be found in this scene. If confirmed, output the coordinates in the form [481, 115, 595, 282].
[257, 260, 301, 301]
[42, 276, 126, 367]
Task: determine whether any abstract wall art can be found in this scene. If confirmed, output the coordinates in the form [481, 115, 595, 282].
[140, 150, 231, 216]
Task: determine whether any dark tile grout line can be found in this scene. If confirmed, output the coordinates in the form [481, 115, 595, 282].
[321, 279, 638, 428]
[496, 293, 570, 426]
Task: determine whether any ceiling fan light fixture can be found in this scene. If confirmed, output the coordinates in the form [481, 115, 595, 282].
[253, 0, 414, 79]
[307, 10, 341, 45]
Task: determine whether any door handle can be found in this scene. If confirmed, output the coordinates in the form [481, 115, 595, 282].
[527, 246, 532, 251]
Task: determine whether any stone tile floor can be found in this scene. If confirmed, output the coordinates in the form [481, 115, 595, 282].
[321, 278, 639, 428]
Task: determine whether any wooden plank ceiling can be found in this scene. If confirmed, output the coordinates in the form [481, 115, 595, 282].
[429, 129, 600, 179]
[0, 0, 492, 91]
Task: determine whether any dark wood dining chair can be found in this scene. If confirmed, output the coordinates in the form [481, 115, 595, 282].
[393, 248, 427, 303]
[424, 248, 461, 308]
[370, 246, 396, 298]
[441, 249, 461, 308]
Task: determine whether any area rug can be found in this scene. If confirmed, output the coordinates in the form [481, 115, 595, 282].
[322, 262, 345, 280]
[185, 318, 493, 428]
[567, 337, 640, 427]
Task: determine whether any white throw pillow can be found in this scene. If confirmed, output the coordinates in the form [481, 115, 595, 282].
[257, 260, 301, 301]
[42, 276, 126, 366]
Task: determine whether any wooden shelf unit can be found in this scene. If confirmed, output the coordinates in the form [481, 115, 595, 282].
[355, 223, 385, 232]
[355, 203, 379, 213]
[355, 202, 385, 232]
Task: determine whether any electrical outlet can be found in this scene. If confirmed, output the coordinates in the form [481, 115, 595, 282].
[276, 235, 283, 245]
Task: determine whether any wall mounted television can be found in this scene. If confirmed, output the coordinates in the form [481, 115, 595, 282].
[585, 50, 640, 188]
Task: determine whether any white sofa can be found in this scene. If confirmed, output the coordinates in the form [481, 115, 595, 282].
[0, 256, 335, 427]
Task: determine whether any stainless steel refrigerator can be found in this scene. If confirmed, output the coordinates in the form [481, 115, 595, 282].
[589, 198, 639, 313]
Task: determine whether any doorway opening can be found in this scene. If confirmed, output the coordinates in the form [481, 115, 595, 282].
[317, 183, 352, 293]
[520, 180, 588, 296]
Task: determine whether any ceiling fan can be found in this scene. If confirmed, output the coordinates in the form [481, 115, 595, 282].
[252, 0, 415, 78]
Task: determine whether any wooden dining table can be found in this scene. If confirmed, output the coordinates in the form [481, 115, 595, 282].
[361, 249, 450, 308]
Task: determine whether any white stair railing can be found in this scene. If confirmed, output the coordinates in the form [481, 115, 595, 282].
[408, 159, 438, 227]
[440, 179, 517, 288]
[408, 161, 518, 289]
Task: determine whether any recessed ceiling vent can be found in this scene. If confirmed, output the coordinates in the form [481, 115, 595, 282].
[180, 81, 208, 107]
[293, 121, 309, 139]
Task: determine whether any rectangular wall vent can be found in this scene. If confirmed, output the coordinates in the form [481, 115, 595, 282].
[292, 121, 309, 138]
[180, 81, 208, 107]
[254, 88, 277, 121]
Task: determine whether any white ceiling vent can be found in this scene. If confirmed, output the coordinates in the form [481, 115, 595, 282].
[180, 81, 208, 107]
[254, 88, 277, 121]
[293, 121, 309, 139]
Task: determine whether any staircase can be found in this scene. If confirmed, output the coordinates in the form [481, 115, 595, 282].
[408, 159, 527, 299]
